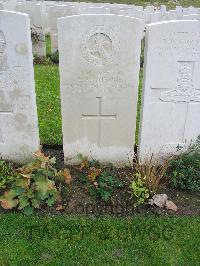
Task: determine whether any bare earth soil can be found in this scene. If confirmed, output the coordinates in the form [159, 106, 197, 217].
[39, 146, 200, 217]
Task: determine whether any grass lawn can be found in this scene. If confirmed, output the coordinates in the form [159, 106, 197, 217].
[0, 213, 199, 265]
[34, 64, 62, 145]
[45, 35, 51, 56]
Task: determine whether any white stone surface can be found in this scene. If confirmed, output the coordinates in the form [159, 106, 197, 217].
[139, 21, 200, 159]
[118, 9, 145, 20]
[183, 14, 200, 20]
[16, 2, 46, 57]
[160, 5, 167, 12]
[0, 11, 40, 162]
[0, 2, 4, 10]
[78, 6, 110, 15]
[150, 11, 181, 23]
[30, 3, 46, 57]
[58, 14, 144, 164]
[49, 4, 77, 52]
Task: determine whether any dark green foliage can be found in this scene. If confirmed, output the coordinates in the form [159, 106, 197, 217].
[97, 172, 124, 201]
[167, 138, 200, 192]
[168, 152, 200, 192]
[80, 169, 123, 202]
[50, 50, 59, 64]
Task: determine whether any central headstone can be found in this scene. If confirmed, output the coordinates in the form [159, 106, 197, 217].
[58, 14, 144, 164]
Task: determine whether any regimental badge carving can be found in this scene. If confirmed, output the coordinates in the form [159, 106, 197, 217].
[0, 30, 7, 71]
[81, 25, 119, 66]
[160, 62, 200, 102]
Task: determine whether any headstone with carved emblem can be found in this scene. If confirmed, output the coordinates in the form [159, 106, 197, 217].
[58, 14, 144, 164]
[139, 21, 200, 159]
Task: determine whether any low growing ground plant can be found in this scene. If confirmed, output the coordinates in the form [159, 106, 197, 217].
[50, 50, 59, 64]
[0, 160, 17, 189]
[130, 155, 171, 207]
[78, 156, 123, 202]
[33, 55, 52, 65]
[166, 137, 200, 192]
[130, 173, 150, 207]
[0, 152, 70, 215]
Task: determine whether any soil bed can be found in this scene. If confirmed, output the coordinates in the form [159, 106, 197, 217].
[2, 146, 198, 217]
[39, 146, 200, 217]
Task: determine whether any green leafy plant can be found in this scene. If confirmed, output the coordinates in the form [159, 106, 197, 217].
[134, 155, 171, 195]
[131, 155, 172, 207]
[97, 172, 124, 201]
[130, 173, 150, 207]
[50, 50, 59, 64]
[167, 138, 200, 192]
[0, 160, 17, 189]
[0, 152, 61, 215]
[79, 159, 123, 201]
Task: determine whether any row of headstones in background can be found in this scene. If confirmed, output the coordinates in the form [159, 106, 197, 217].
[46, 2, 200, 52]
[1, 10, 200, 164]
[1, 1, 200, 55]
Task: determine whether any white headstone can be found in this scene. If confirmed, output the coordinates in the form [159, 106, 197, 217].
[16, 3, 46, 57]
[182, 7, 199, 15]
[58, 14, 144, 164]
[150, 11, 181, 23]
[49, 5, 77, 52]
[0, 11, 40, 162]
[78, 7, 110, 15]
[118, 9, 145, 20]
[139, 21, 200, 159]
[30, 3, 46, 57]
[175, 6, 183, 14]
[160, 5, 167, 12]
[183, 14, 200, 20]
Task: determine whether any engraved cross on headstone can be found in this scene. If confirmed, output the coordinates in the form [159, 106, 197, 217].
[82, 97, 116, 147]
[0, 90, 13, 143]
[151, 61, 200, 146]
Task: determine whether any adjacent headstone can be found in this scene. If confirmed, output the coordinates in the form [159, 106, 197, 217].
[30, 3, 46, 57]
[160, 5, 167, 12]
[139, 21, 200, 159]
[118, 9, 145, 20]
[182, 7, 198, 15]
[183, 14, 200, 20]
[58, 14, 144, 164]
[0, 10, 40, 162]
[16, 3, 46, 57]
[49, 5, 77, 52]
[150, 11, 180, 23]
[78, 7, 110, 15]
